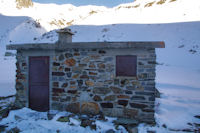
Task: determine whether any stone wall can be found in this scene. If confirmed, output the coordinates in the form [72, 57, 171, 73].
[51, 48, 156, 124]
[14, 47, 156, 124]
[15, 50, 28, 108]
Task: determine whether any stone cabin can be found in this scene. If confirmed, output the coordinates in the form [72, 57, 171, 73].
[7, 28, 165, 124]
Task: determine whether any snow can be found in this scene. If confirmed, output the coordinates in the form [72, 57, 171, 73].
[0, 0, 200, 132]
[0, 108, 127, 133]
[138, 83, 200, 132]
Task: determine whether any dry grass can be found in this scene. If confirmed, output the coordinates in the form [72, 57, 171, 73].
[156, 0, 166, 5]
[169, 0, 177, 2]
[16, 0, 33, 9]
[144, 1, 155, 8]
[89, 10, 97, 15]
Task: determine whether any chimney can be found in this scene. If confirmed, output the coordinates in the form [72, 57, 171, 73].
[56, 28, 74, 44]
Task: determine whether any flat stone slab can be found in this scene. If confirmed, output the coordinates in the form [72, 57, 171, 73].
[7, 41, 165, 50]
[114, 118, 138, 125]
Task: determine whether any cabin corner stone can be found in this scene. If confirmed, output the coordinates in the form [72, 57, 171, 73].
[7, 28, 165, 124]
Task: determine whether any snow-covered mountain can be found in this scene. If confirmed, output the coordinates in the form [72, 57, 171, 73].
[0, 0, 200, 132]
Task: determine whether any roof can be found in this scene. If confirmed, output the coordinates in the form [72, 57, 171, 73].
[6, 41, 165, 50]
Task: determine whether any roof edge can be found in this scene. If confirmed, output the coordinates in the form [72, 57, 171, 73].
[6, 41, 165, 50]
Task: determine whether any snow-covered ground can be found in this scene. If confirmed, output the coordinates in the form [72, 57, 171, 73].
[0, 108, 128, 133]
[0, 0, 200, 132]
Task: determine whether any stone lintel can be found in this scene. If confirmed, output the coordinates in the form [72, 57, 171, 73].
[7, 41, 165, 50]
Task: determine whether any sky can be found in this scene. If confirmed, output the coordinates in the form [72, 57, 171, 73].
[32, 0, 134, 7]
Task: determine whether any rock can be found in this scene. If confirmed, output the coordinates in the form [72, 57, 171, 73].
[53, 82, 59, 87]
[135, 92, 155, 96]
[65, 58, 76, 66]
[99, 50, 106, 54]
[120, 79, 129, 86]
[80, 75, 89, 79]
[89, 72, 97, 75]
[129, 103, 148, 109]
[142, 109, 154, 113]
[194, 115, 200, 119]
[0, 125, 8, 132]
[61, 83, 68, 88]
[77, 80, 83, 86]
[66, 103, 80, 114]
[0, 107, 10, 120]
[114, 79, 119, 85]
[127, 126, 138, 133]
[104, 95, 116, 101]
[67, 90, 77, 94]
[93, 95, 102, 101]
[57, 116, 70, 122]
[7, 127, 20, 133]
[104, 80, 113, 84]
[97, 111, 106, 121]
[105, 129, 115, 133]
[114, 118, 138, 126]
[81, 102, 100, 115]
[85, 80, 94, 86]
[72, 67, 83, 73]
[16, 82, 23, 90]
[97, 63, 105, 69]
[70, 81, 76, 85]
[131, 96, 145, 101]
[52, 72, 65, 76]
[89, 63, 95, 68]
[162, 124, 167, 128]
[52, 88, 65, 93]
[93, 87, 111, 95]
[66, 72, 72, 78]
[123, 108, 138, 118]
[65, 67, 71, 72]
[90, 124, 97, 130]
[58, 66, 64, 71]
[74, 52, 80, 56]
[72, 74, 79, 78]
[124, 90, 132, 94]
[118, 100, 128, 106]
[148, 96, 155, 101]
[65, 53, 73, 58]
[47, 112, 55, 120]
[58, 54, 64, 61]
[53, 62, 60, 66]
[100, 103, 113, 108]
[117, 95, 130, 99]
[110, 86, 123, 94]
[147, 130, 156, 133]
[104, 57, 113, 61]
[80, 119, 95, 128]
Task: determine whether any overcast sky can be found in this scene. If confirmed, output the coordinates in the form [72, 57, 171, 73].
[32, 0, 133, 7]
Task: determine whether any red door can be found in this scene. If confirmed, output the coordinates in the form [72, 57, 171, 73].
[29, 56, 49, 112]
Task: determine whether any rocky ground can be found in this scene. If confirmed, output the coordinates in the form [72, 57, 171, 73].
[0, 95, 200, 133]
[0, 95, 15, 120]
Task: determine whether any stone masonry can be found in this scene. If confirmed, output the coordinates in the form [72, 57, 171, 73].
[14, 47, 157, 124]
[7, 28, 165, 124]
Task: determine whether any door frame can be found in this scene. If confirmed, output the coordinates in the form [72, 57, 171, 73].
[24, 50, 54, 111]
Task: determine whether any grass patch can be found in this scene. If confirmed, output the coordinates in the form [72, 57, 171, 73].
[157, 0, 166, 5]
[144, 1, 155, 8]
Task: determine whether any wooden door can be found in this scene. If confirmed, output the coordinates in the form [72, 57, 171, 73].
[29, 56, 49, 112]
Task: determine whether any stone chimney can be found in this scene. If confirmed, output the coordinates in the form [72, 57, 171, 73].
[56, 28, 74, 44]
